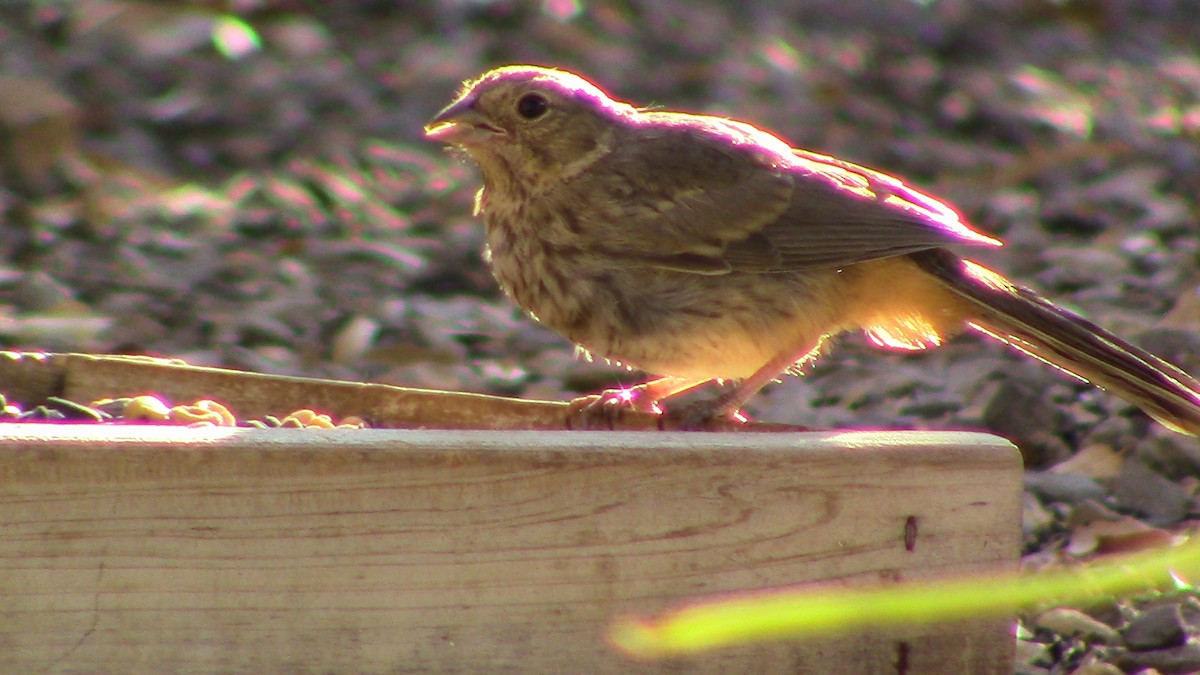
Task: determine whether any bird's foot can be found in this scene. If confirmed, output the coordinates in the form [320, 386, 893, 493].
[566, 385, 749, 431]
[566, 385, 663, 430]
[664, 397, 750, 431]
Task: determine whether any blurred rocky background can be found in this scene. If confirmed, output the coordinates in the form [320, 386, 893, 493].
[2, 1, 1200, 670]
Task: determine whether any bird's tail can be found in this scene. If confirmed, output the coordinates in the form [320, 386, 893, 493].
[911, 249, 1200, 436]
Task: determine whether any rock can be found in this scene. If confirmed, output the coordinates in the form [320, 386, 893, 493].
[1068, 661, 1124, 675]
[1035, 607, 1122, 643]
[1022, 491, 1055, 545]
[1112, 459, 1189, 527]
[1050, 443, 1123, 479]
[1114, 640, 1200, 673]
[1013, 637, 1051, 672]
[1122, 604, 1188, 652]
[983, 380, 1071, 466]
[1025, 471, 1107, 505]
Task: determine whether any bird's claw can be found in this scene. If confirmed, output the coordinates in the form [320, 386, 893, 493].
[664, 399, 749, 431]
[565, 388, 748, 431]
[566, 388, 661, 430]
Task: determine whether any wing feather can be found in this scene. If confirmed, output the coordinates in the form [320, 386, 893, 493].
[573, 115, 1000, 274]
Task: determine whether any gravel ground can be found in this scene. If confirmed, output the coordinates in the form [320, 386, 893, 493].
[2, 1, 1200, 671]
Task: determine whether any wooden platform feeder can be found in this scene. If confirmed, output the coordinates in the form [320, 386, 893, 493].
[0, 352, 1022, 673]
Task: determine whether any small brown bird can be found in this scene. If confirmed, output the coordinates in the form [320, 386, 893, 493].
[425, 65, 1200, 434]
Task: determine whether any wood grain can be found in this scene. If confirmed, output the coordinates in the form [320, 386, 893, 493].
[0, 425, 1020, 673]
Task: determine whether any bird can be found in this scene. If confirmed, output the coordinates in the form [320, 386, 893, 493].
[424, 64, 1200, 435]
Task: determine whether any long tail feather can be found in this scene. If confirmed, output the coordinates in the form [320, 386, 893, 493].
[911, 249, 1200, 436]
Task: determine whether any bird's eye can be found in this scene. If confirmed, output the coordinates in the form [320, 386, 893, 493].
[516, 93, 549, 120]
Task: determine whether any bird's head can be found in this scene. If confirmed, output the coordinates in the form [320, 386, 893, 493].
[425, 66, 634, 189]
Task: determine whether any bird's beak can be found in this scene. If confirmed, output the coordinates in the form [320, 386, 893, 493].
[424, 95, 504, 146]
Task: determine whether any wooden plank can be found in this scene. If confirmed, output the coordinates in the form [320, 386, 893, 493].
[0, 426, 1020, 673]
[0, 351, 791, 431]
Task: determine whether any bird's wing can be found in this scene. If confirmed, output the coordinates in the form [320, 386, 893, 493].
[732, 148, 1001, 271]
[570, 119, 795, 273]
[582, 119, 999, 274]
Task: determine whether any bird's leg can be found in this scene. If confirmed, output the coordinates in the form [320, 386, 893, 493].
[567, 375, 709, 429]
[671, 340, 824, 429]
